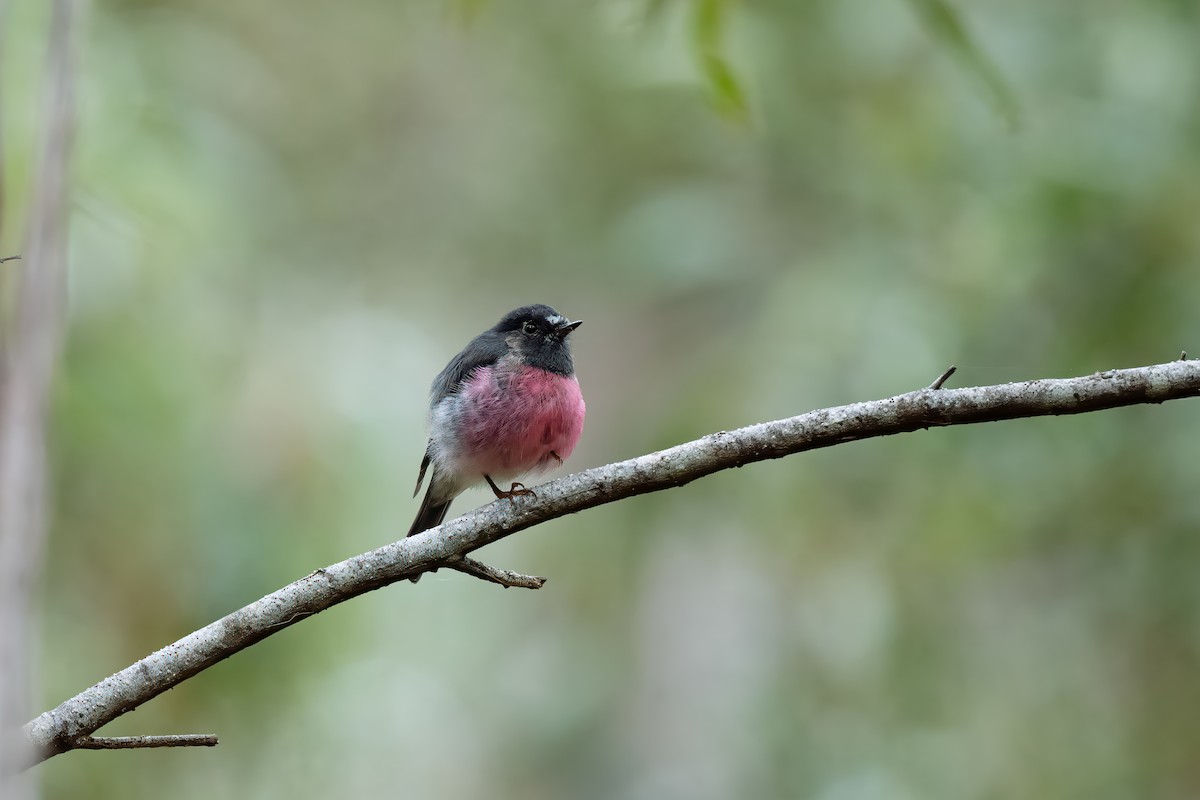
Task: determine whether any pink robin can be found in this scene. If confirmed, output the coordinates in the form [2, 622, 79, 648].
[408, 304, 585, 540]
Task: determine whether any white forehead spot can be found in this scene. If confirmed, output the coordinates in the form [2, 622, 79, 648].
[545, 314, 567, 326]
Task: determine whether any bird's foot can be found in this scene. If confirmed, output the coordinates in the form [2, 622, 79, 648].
[485, 475, 537, 501]
[548, 450, 563, 466]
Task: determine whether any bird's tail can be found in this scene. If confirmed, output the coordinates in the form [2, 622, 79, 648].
[407, 484, 452, 538]
[406, 484, 453, 583]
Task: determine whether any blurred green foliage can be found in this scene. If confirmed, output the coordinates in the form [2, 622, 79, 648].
[3, 0, 1200, 797]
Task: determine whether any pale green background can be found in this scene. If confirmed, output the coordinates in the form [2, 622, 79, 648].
[4, 0, 1200, 798]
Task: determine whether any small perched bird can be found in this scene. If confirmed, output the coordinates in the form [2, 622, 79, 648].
[408, 304, 586, 539]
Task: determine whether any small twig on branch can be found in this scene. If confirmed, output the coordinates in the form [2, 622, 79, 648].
[0, 255, 22, 264]
[21, 359, 1200, 766]
[446, 557, 547, 589]
[926, 365, 956, 390]
[74, 735, 218, 750]
[1182, 351, 1188, 361]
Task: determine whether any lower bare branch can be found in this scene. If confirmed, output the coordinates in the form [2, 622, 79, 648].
[21, 359, 1200, 766]
[75, 735, 218, 750]
[447, 557, 547, 589]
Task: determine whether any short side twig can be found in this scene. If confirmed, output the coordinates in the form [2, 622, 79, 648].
[74, 735, 218, 750]
[0, 255, 22, 264]
[927, 365, 957, 390]
[447, 557, 547, 589]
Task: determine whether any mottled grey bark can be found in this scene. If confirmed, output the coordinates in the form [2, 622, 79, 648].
[21, 358, 1200, 766]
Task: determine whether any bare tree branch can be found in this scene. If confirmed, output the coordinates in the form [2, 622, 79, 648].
[74, 735, 219, 751]
[447, 556, 547, 589]
[19, 358, 1200, 766]
[1, 0, 76, 789]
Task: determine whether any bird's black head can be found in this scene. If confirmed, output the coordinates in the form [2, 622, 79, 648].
[493, 304, 582, 376]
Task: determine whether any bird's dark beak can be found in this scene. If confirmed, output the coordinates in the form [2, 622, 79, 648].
[556, 319, 582, 338]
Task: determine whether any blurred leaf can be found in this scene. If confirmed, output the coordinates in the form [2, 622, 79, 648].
[641, 0, 671, 26]
[701, 52, 749, 120]
[693, 0, 723, 52]
[907, 0, 1021, 130]
[450, 0, 489, 26]
[690, 0, 750, 121]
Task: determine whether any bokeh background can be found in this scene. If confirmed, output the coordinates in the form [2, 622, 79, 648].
[4, 0, 1200, 797]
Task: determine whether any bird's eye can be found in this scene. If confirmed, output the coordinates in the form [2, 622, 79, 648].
[521, 321, 539, 335]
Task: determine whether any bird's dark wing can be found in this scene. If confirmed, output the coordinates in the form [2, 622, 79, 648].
[429, 330, 509, 405]
[413, 449, 432, 497]
[413, 330, 509, 497]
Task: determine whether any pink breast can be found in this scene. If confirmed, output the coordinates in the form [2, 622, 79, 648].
[455, 366, 585, 477]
